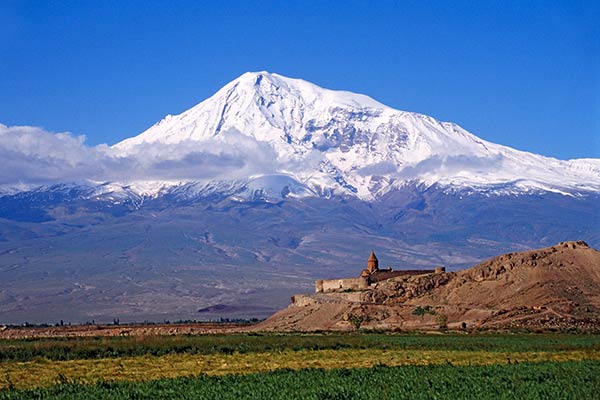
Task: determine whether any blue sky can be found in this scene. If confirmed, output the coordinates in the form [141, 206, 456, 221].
[1, 0, 598, 159]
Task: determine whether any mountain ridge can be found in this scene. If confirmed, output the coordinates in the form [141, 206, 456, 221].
[1, 71, 599, 201]
[0, 72, 598, 323]
[109, 71, 600, 200]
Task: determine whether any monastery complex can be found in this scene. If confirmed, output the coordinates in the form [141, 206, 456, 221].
[315, 251, 445, 293]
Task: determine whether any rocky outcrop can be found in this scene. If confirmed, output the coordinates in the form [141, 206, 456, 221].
[257, 241, 600, 332]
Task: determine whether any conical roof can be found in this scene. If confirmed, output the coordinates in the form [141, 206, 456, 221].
[368, 251, 378, 261]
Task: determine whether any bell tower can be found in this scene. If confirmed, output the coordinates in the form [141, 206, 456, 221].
[367, 251, 379, 273]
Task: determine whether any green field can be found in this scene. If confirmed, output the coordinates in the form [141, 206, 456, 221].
[1, 332, 598, 362]
[1, 333, 599, 398]
[2, 361, 599, 399]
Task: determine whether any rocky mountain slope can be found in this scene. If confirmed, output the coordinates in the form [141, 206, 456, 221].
[258, 241, 600, 331]
[0, 186, 597, 324]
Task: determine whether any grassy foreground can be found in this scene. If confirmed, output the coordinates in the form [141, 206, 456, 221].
[2, 361, 599, 399]
[1, 332, 598, 362]
[0, 333, 599, 395]
[1, 347, 599, 390]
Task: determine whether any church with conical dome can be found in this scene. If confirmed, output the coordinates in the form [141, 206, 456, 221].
[367, 251, 378, 272]
[316, 252, 444, 293]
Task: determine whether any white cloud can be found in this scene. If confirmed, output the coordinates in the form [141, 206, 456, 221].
[396, 154, 504, 179]
[0, 124, 279, 186]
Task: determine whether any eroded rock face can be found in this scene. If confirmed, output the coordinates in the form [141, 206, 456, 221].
[257, 241, 600, 332]
[359, 272, 455, 304]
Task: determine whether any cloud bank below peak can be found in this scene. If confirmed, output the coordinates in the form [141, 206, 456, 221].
[0, 124, 279, 187]
[1, 120, 598, 199]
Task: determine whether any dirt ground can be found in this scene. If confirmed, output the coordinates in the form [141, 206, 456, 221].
[0, 322, 254, 339]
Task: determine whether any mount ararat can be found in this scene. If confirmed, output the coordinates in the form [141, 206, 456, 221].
[112, 71, 600, 199]
[0, 72, 598, 323]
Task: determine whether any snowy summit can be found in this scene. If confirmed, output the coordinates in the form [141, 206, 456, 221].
[1, 72, 598, 200]
[111, 71, 600, 200]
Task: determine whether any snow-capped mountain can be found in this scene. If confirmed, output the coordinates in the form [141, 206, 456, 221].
[111, 71, 600, 200]
[1, 72, 599, 323]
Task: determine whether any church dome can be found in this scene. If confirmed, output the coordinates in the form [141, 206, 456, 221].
[368, 251, 378, 262]
[367, 251, 379, 272]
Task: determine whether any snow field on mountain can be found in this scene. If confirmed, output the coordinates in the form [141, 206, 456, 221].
[1, 72, 599, 200]
[112, 71, 600, 199]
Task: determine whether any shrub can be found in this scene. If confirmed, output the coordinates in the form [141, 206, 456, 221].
[436, 314, 448, 331]
[347, 314, 365, 330]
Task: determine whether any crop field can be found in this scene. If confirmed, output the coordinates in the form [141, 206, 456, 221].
[0, 333, 599, 398]
[2, 361, 599, 400]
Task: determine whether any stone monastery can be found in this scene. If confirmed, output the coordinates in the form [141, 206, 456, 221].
[315, 251, 445, 293]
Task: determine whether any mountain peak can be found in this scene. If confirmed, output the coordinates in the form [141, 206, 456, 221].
[111, 72, 600, 200]
[223, 70, 279, 91]
[113, 71, 388, 151]
[233, 70, 282, 84]
[226, 70, 387, 110]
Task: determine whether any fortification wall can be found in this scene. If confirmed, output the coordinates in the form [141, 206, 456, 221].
[369, 269, 437, 283]
[314, 267, 447, 293]
[291, 294, 318, 307]
[315, 277, 368, 293]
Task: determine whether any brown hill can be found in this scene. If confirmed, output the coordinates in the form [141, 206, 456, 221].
[256, 241, 600, 332]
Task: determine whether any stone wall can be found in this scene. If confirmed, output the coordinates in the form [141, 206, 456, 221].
[369, 269, 438, 283]
[315, 268, 446, 293]
[291, 294, 318, 307]
[315, 277, 369, 293]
